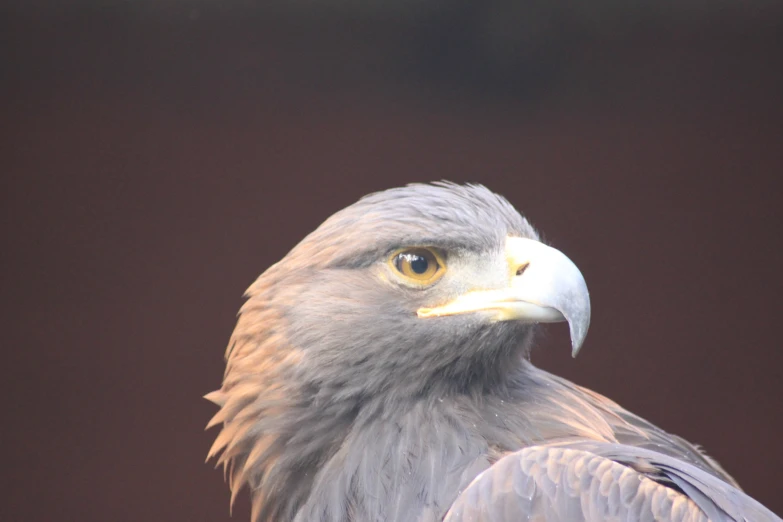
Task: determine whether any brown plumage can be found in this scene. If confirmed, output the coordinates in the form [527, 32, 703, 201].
[206, 182, 780, 522]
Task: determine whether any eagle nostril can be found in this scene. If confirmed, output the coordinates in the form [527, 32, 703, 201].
[515, 263, 529, 277]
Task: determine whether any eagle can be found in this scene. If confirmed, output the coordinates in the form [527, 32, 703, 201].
[206, 182, 779, 522]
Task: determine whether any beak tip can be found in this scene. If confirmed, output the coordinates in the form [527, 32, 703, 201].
[567, 312, 590, 358]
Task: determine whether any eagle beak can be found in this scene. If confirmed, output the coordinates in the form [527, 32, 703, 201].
[417, 236, 591, 357]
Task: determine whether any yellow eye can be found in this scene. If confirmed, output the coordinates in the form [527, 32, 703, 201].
[390, 248, 444, 284]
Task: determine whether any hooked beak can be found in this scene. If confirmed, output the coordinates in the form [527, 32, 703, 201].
[417, 236, 591, 357]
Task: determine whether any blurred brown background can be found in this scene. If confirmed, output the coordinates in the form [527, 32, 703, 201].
[2, 1, 782, 520]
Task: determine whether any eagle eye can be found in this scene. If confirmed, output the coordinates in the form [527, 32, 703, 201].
[390, 248, 444, 285]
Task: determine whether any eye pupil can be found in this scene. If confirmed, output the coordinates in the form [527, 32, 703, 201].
[409, 255, 428, 274]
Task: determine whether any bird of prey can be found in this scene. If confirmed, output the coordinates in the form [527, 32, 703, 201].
[206, 182, 779, 522]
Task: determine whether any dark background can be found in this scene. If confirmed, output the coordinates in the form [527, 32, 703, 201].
[2, 1, 782, 520]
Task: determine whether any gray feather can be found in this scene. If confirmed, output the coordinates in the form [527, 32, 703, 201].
[445, 442, 781, 522]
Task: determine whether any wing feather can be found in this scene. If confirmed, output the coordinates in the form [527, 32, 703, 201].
[444, 442, 781, 522]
